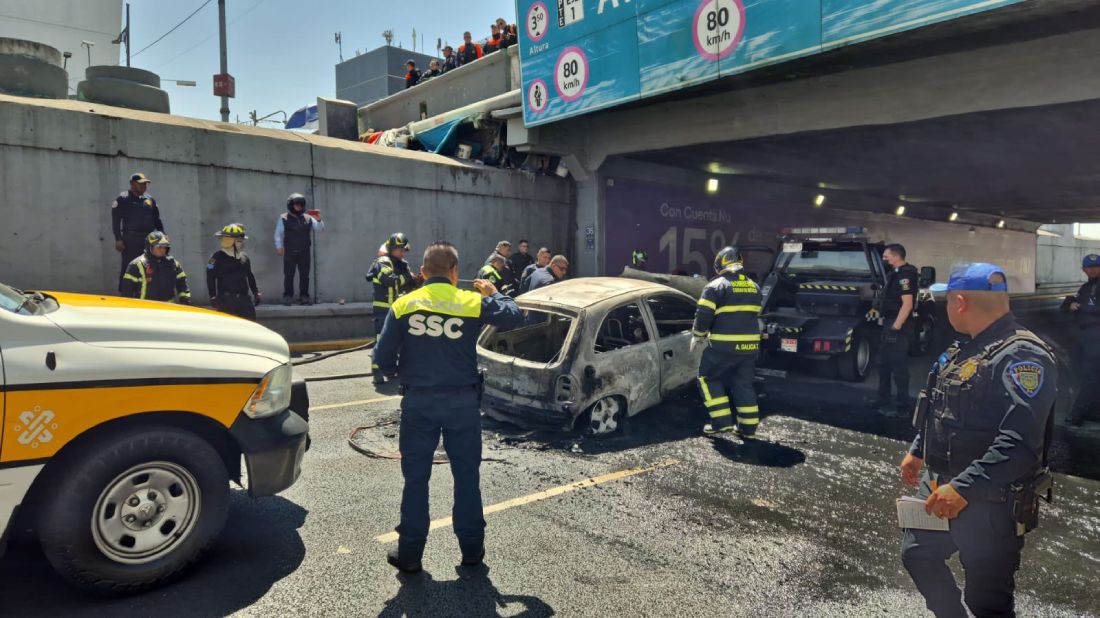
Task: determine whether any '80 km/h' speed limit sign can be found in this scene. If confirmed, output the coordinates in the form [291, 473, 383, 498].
[693, 0, 746, 61]
[554, 47, 589, 102]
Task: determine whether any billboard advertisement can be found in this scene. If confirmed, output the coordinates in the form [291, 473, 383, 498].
[518, 0, 1025, 126]
[604, 178, 1037, 292]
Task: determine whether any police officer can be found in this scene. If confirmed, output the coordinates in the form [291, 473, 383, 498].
[519, 247, 551, 293]
[207, 223, 261, 320]
[900, 263, 1057, 618]
[120, 231, 192, 304]
[367, 233, 420, 384]
[373, 241, 522, 573]
[691, 246, 763, 436]
[525, 255, 568, 294]
[876, 243, 919, 417]
[1067, 253, 1100, 425]
[477, 255, 507, 290]
[275, 193, 324, 306]
[111, 173, 164, 293]
[510, 240, 534, 279]
[631, 249, 649, 271]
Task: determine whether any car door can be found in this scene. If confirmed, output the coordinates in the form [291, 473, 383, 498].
[590, 301, 661, 414]
[644, 293, 699, 397]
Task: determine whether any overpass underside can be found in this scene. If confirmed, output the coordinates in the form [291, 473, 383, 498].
[522, 0, 1100, 278]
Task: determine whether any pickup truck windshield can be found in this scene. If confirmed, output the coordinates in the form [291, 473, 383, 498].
[778, 248, 873, 278]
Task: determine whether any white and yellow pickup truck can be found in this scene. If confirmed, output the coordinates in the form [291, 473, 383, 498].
[0, 282, 309, 594]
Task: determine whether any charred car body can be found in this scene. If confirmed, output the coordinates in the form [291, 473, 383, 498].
[477, 278, 702, 434]
[759, 228, 936, 381]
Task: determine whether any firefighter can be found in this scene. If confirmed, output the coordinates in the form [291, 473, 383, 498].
[900, 263, 1057, 618]
[373, 241, 523, 573]
[631, 249, 648, 271]
[275, 193, 324, 305]
[367, 233, 420, 384]
[691, 246, 763, 436]
[1067, 253, 1100, 425]
[120, 231, 191, 304]
[876, 243, 920, 416]
[207, 223, 261, 320]
[485, 241, 516, 296]
[111, 173, 164, 293]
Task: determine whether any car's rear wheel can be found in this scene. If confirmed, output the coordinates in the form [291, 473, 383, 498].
[585, 396, 625, 436]
[837, 331, 872, 382]
[38, 426, 230, 595]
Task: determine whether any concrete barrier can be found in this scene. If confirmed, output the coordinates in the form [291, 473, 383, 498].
[0, 93, 574, 303]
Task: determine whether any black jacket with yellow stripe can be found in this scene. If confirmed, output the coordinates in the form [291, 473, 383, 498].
[366, 256, 419, 316]
[121, 253, 191, 304]
[692, 270, 762, 354]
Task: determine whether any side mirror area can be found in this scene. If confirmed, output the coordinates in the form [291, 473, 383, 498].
[919, 266, 937, 288]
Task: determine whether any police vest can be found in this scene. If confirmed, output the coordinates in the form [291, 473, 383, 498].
[922, 330, 1053, 480]
[116, 193, 159, 238]
[881, 264, 919, 316]
[281, 213, 313, 252]
[390, 282, 485, 387]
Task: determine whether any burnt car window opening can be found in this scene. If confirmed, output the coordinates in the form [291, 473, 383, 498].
[646, 295, 696, 338]
[480, 311, 574, 364]
[595, 304, 650, 353]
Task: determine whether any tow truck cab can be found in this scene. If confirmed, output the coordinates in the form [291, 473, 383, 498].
[759, 228, 936, 381]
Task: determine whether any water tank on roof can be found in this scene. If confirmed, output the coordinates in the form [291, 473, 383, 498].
[78, 65, 170, 114]
[0, 37, 69, 99]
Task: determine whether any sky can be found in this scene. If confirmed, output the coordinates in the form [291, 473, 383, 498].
[124, 0, 516, 122]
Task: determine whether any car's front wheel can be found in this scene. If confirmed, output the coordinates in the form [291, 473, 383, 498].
[38, 426, 230, 595]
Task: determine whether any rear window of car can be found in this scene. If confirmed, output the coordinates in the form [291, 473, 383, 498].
[479, 310, 575, 365]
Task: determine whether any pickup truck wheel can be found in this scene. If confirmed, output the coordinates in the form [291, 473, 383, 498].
[837, 332, 871, 382]
[38, 427, 229, 595]
[585, 396, 625, 437]
[909, 317, 934, 357]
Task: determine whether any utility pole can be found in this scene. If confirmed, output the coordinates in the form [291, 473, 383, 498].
[125, 3, 130, 66]
[218, 0, 229, 122]
[335, 32, 343, 62]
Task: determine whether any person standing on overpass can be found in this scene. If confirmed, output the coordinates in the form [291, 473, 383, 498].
[111, 173, 163, 293]
[876, 244, 919, 417]
[1067, 253, 1100, 426]
[373, 241, 523, 573]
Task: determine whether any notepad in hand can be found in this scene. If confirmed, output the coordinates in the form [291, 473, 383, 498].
[897, 496, 950, 531]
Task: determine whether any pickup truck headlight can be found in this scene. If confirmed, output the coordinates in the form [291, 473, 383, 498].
[243, 363, 293, 419]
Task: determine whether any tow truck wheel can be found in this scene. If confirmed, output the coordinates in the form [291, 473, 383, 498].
[909, 316, 934, 357]
[837, 331, 872, 382]
[38, 426, 230, 595]
[585, 396, 625, 437]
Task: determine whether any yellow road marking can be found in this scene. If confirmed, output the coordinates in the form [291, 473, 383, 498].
[311, 395, 401, 411]
[374, 459, 678, 544]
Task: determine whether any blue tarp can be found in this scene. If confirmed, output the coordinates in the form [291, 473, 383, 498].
[286, 105, 318, 130]
[415, 118, 464, 154]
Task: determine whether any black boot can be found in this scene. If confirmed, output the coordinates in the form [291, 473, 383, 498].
[461, 547, 485, 566]
[386, 548, 422, 573]
[282, 295, 293, 306]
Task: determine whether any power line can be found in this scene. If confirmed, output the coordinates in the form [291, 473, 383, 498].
[132, 0, 215, 58]
[153, 0, 271, 70]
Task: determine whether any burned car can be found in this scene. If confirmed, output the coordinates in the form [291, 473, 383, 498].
[478, 278, 702, 435]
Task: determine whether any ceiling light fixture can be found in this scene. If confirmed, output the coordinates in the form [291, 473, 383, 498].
[814, 194, 826, 207]
[949, 212, 959, 222]
[997, 220, 1006, 229]
[706, 178, 719, 194]
[895, 205, 906, 216]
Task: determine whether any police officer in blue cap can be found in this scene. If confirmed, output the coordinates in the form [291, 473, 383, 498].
[1067, 253, 1100, 426]
[373, 241, 523, 573]
[900, 263, 1057, 617]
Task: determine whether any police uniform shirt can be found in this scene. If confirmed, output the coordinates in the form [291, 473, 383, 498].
[372, 277, 523, 387]
[111, 192, 163, 241]
[1073, 277, 1100, 331]
[910, 313, 1056, 501]
[206, 250, 258, 297]
[883, 263, 919, 318]
[692, 270, 763, 354]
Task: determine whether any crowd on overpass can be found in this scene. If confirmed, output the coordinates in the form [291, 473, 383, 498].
[403, 17, 518, 89]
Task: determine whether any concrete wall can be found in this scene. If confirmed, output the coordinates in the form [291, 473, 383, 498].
[359, 47, 517, 132]
[0, 0, 123, 94]
[0, 94, 573, 303]
[1037, 224, 1100, 288]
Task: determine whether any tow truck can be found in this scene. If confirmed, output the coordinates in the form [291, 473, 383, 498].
[759, 227, 936, 381]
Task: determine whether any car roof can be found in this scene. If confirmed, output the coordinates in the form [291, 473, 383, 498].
[519, 277, 682, 309]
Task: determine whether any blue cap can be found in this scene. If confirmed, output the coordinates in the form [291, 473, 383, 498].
[1083, 254, 1100, 268]
[929, 262, 1008, 293]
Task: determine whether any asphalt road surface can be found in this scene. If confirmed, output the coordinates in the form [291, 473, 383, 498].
[3, 347, 1099, 617]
